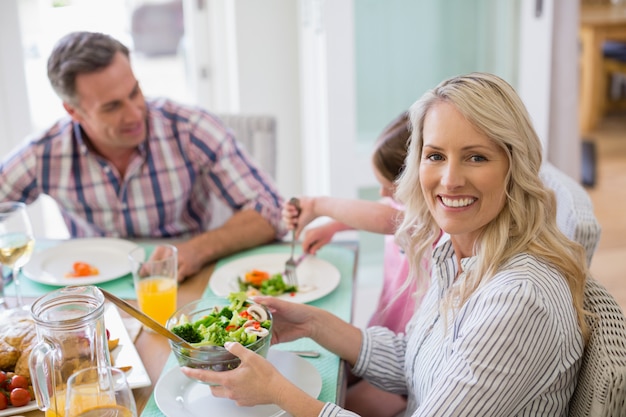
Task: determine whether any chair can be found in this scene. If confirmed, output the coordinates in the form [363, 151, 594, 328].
[540, 162, 602, 266]
[540, 165, 626, 416]
[568, 277, 626, 417]
[217, 114, 277, 180]
[208, 114, 278, 228]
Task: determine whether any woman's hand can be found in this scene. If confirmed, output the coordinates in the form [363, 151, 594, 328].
[253, 296, 319, 344]
[256, 296, 362, 365]
[181, 342, 288, 406]
[182, 342, 326, 416]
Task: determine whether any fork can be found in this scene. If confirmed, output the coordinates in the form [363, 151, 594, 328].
[284, 197, 301, 286]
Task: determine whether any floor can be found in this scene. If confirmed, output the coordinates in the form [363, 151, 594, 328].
[585, 112, 626, 312]
[352, 112, 626, 328]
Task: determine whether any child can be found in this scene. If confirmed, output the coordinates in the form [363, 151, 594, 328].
[282, 112, 434, 417]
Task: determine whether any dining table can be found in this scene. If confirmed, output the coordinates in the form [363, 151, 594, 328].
[3, 238, 359, 417]
[579, 2, 626, 135]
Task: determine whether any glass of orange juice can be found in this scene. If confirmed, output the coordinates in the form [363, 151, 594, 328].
[129, 244, 178, 326]
[64, 367, 137, 417]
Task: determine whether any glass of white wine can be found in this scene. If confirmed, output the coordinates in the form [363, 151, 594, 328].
[65, 367, 137, 417]
[0, 201, 35, 312]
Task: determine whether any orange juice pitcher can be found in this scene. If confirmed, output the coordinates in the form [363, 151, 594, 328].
[29, 286, 111, 417]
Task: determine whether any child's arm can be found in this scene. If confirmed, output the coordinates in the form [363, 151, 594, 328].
[284, 196, 402, 238]
[301, 220, 352, 254]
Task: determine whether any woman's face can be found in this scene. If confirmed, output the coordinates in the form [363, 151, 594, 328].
[419, 101, 509, 255]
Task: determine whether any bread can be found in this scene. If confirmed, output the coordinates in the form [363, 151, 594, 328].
[0, 340, 19, 370]
[0, 315, 36, 380]
[13, 347, 31, 378]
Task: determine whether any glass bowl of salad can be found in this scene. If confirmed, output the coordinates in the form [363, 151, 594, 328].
[166, 292, 272, 382]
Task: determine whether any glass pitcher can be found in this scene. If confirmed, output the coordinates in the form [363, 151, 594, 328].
[29, 285, 111, 417]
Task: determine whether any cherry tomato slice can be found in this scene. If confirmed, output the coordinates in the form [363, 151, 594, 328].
[65, 261, 99, 278]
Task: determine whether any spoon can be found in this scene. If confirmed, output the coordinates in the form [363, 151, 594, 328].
[100, 289, 195, 349]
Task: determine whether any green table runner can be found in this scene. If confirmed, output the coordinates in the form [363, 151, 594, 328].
[140, 242, 357, 417]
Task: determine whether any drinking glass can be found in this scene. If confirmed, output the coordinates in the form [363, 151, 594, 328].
[0, 201, 34, 312]
[64, 367, 137, 417]
[129, 244, 178, 326]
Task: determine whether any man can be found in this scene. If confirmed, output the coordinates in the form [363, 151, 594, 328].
[0, 31, 286, 281]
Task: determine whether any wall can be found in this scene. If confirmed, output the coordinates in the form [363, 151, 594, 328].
[547, 1, 581, 178]
[196, 0, 303, 198]
[233, 1, 302, 198]
[354, 0, 521, 148]
[0, 0, 32, 158]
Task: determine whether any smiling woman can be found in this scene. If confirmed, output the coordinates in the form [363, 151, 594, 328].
[178, 73, 590, 417]
[419, 102, 510, 255]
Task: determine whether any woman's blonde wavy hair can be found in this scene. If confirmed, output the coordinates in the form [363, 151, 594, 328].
[395, 73, 589, 340]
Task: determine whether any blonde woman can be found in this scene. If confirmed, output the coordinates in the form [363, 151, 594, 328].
[183, 73, 588, 417]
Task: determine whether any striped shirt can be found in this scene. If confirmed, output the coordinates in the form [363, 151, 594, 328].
[0, 98, 285, 239]
[322, 239, 583, 417]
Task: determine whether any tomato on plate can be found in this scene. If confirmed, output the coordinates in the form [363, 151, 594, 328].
[244, 269, 269, 286]
[65, 261, 99, 278]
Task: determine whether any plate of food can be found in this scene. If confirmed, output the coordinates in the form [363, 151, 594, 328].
[0, 303, 150, 415]
[22, 238, 139, 286]
[0, 312, 39, 415]
[209, 253, 341, 303]
[154, 349, 322, 417]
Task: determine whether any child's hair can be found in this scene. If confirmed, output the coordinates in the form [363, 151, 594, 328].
[371, 112, 411, 182]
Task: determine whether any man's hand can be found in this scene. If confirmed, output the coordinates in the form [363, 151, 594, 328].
[175, 239, 205, 282]
[175, 209, 278, 282]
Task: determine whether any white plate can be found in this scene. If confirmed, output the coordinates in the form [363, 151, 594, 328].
[22, 238, 139, 286]
[105, 303, 152, 390]
[209, 253, 341, 303]
[154, 349, 322, 417]
[0, 400, 38, 416]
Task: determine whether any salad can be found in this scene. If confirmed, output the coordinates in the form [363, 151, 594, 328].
[237, 269, 297, 296]
[170, 292, 272, 347]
